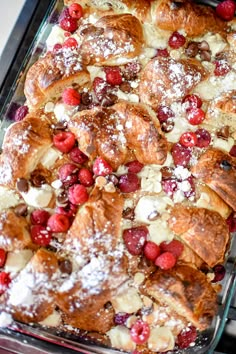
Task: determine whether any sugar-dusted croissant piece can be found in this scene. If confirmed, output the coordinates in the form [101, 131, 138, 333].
[191, 148, 236, 211]
[80, 13, 144, 66]
[0, 115, 52, 189]
[145, 264, 218, 331]
[24, 50, 90, 110]
[168, 204, 229, 267]
[1, 249, 59, 323]
[68, 101, 168, 169]
[139, 57, 207, 109]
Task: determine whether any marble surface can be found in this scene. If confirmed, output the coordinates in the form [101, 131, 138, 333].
[0, 0, 26, 57]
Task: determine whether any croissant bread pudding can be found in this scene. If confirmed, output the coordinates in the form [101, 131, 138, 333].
[1, 0, 236, 352]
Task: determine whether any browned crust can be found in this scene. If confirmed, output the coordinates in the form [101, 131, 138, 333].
[168, 204, 230, 267]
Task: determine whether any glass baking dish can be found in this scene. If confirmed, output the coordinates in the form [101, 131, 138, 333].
[0, 0, 236, 353]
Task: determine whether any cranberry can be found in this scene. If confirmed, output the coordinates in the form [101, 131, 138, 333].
[78, 168, 94, 187]
[180, 132, 197, 147]
[157, 105, 175, 123]
[156, 48, 169, 57]
[114, 313, 130, 325]
[125, 160, 144, 174]
[144, 241, 161, 261]
[195, 128, 211, 148]
[62, 88, 81, 106]
[31, 225, 52, 246]
[69, 147, 88, 164]
[30, 209, 50, 226]
[177, 326, 197, 349]
[182, 94, 202, 111]
[58, 163, 78, 186]
[214, 60, 231, 76]
[0, 249, 7, 268]
[93, 157, 113, 176]
[212, 264, 226, 283]
[0, 272, 11, 295]
[93, 77, 109, 100]
[47, 213, 70, 233]
[155, 252, 176, 270]
[14, 105, 28, 121]
[123, 226, 148, 255]
[226, 212, 236, 232]
[229, 145, 236, 157]
[59, 16, 78, 32]
[186, 108, 205, 125]
[216, 0, 236, 21]
[56, 203, 77, 218]
[68, 3, 83, 19]
[168, 31, 186, 49]
[104, 67, 123, 86]
[53, 43, 62, 52]
[171, 143, 191, 167]
[160, 240, 184, 259]
[68, 184, 89, 205]
[53, 132, 75, 153]
[118, 173, 140, 193]
[161, 179, 178, 197]
[184, 175, 195, 199]
[130, 320, 150, 344]
[63, 37, 78, 48]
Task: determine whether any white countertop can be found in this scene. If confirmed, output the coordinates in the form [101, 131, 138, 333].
[0, 0, 26, 58]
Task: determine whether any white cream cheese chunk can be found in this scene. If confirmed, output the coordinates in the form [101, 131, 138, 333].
[135, 195, 173, 223]
[5, 249, 33, 273]
[21, 185, 53, 208]
[0, 186, 20, 211]
[39, 310, 61, 327]
[108, 325, 136, 352]
[148, 327, 175, 352]
[111, 285, 143, 314]
[40, 147, 62, 169]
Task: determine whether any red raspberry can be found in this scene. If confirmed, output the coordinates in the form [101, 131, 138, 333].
[0, 272, 11, 295]
[171, 143, 191, 167]
[179, 132, 197, 147]
[104, 67, 123, 86]
[184, 175, 195, 199]
[47, 213, 70, 232]
[68, 184, 89, 205]
[177, 326, 197, 349]
[122, 226, 148, 255]
[195, 128, 211, 148]
[58, 163, 78, 186]
[30, 209, 50, 226]
[0, 249, 7, 268]
[70, 147, 88, 164]
[14, 105, 29, 122]
[62, 88, 81, 106]
[157, 105, 175, 123]
[161, 179, 178, 197]
[144, 241, 161, 261]
[93, 157, 113, 176]
[53, 132, 76, 153]
[216, 0, 236, 21]
[155, 252, 176, 270]
[130, 320, 150, 344]
[186, 108, 205, 125]
[118, 173, 140, 193]
[56, 203, 77, 218]
[78, 168, 94, 187]
[212, 264, 226, 283]
[68, 3, 83, 19]
[93, 77, 109, 100]
[125, 160, 144, 173]
[31, 225, 52, 246]
[182, 94, 202, 111]
[156, 48, 169, 57]
[160, 239, 184, 259]
[59, 16, 78, 32]
[168, 31, 186, 49]
[214, 60, 231, 76]
[63, 37, 78, 48]
[229, 144, 236, 157]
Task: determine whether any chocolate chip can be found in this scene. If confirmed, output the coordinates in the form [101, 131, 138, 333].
[59, 259, 72, 274]
[119, 81, 131, 93]
[198, 40, 210, 51]
[81, 92, 92, 106]
[161, 120, 174, 133]
[77, 104, 88, 112]
[217, 125, 230, 140]
[104, 301, 112, 310]
[14, 203, 28, 217]
[200, 50, 211, 62]
[220, 160, 232, 171]
[30, 173, 46, 187]
[57, 190, 68, 205]
[122, 207, 135, 220]
[16, 178, 29, 193]
[160, 166, 174, 180]
[52, 121, 67, 131]
[101, 93, 118, 107]
[185, 42, 199, 58]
